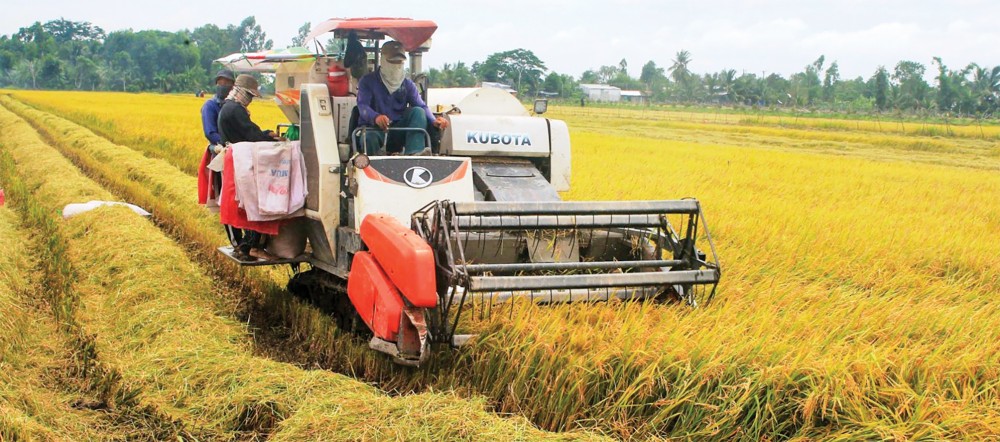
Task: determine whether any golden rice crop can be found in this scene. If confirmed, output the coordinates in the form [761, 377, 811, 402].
[5, 91, 1000, 439]
[548, 104, 1000, 140]
[547, 106, 1000, 171]
[12, 89, 1000, 175]
[7, 90, 286, 175]
[0, 100, 599, 441]
[0, 205, 113, 441]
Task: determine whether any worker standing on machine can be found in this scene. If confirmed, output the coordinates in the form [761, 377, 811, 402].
[197, 69, 235, 212]
[201, 69, 236, 150]
[217, 74, 283, 260]
[356, 40, 448, 156]
[218, 74, 281, 144]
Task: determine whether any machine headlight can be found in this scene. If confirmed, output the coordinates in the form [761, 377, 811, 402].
[353, 153, 371, 169]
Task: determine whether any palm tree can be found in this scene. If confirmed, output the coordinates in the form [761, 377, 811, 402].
[719, 69, 737, 102]
[971, 64, 1000, 113]
[669, 50, 691, 84]
[703, 73, 719, 101]
[670, 50, 692, 101]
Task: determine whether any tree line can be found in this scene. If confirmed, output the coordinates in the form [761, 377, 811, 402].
[3, 18, 998, 117]
[0, 17, 272, 93]
[431, 50, 1000, 118]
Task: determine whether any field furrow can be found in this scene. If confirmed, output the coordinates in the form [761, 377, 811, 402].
[0, 101, 599, 441]
[0, 140, 205, 439]
[0, 204, 127, 440]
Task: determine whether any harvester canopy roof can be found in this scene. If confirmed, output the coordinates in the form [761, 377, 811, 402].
[214, 47, 316, 73]
[305, 17, 438, 51]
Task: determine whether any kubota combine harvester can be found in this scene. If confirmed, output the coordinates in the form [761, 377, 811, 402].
[216, 18, 720, 366]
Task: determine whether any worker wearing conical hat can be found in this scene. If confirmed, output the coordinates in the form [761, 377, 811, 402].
[356, 40, 448, 155]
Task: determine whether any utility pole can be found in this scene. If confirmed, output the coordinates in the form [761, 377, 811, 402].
[762, 70, 767, 106]
[516, 66, 524, 97]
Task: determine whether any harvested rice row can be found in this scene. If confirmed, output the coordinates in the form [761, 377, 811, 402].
[0, 95, 396, 380]
[0, 205, 110, 440]
[8, 90, 287, 176]
[0, 100, 601, 440]
[0, 154, 199, 439]
[8, 92, 215, 175]
[5, 97, 1000, 439]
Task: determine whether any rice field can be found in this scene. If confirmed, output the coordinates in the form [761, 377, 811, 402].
[1, 89, 999, 440]
[0, 95, 597, 441]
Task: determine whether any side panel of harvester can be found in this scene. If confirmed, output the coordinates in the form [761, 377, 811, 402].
[428, 87, 572, 192]
[347, 214, 437, 341]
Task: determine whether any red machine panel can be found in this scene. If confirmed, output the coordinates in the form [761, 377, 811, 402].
[347, 251, 404, 340]
[359, 214, 437, 308]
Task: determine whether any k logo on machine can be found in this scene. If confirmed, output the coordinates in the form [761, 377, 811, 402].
[403, 166, 433, 188]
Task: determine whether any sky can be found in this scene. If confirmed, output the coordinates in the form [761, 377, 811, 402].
[5, 0, 999, 81]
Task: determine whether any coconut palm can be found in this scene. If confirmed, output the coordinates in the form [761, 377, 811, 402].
[670, 50, 693, 101]
[970, 64, 1000, 114]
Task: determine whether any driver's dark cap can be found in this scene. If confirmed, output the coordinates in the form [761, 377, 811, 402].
[380, 41, 406, 63]
[215, 69, 235, 82]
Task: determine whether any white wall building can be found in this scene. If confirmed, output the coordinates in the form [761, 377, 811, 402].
[579, 84, 621, 102]
[621, 90, 647, 104]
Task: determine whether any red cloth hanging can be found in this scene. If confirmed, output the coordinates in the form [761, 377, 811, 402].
[197, 149, 212, 205]
[219, 148, 283, 235]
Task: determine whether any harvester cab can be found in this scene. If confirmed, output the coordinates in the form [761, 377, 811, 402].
[214, 18, 720, 366]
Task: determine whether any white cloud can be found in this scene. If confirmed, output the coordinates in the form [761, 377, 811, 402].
[4, 0, 1000, 81]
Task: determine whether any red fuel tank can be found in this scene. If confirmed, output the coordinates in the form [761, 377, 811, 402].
[327, 64, 349, 97]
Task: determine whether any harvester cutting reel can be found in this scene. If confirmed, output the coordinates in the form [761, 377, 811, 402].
[410, 198, 721, 349]
[289, 198, 720, 366]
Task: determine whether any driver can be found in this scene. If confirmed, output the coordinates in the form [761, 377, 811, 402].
[356, 40, 448, 155]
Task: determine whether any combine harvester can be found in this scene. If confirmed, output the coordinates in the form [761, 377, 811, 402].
[216, 18, 720, 366]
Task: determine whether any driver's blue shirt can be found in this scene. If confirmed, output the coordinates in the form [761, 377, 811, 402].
[356, 68, 435, 127]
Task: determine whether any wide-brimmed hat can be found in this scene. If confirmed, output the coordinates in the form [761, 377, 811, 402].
[234, 74, 261, 97]
[380, 41, 406, 63]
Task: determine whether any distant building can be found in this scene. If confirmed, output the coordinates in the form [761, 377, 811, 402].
[579, 84, 621, 102]
[621, 90, 647, 104]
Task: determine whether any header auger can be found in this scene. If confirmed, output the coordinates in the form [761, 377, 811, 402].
[215, 17, 720, 366]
